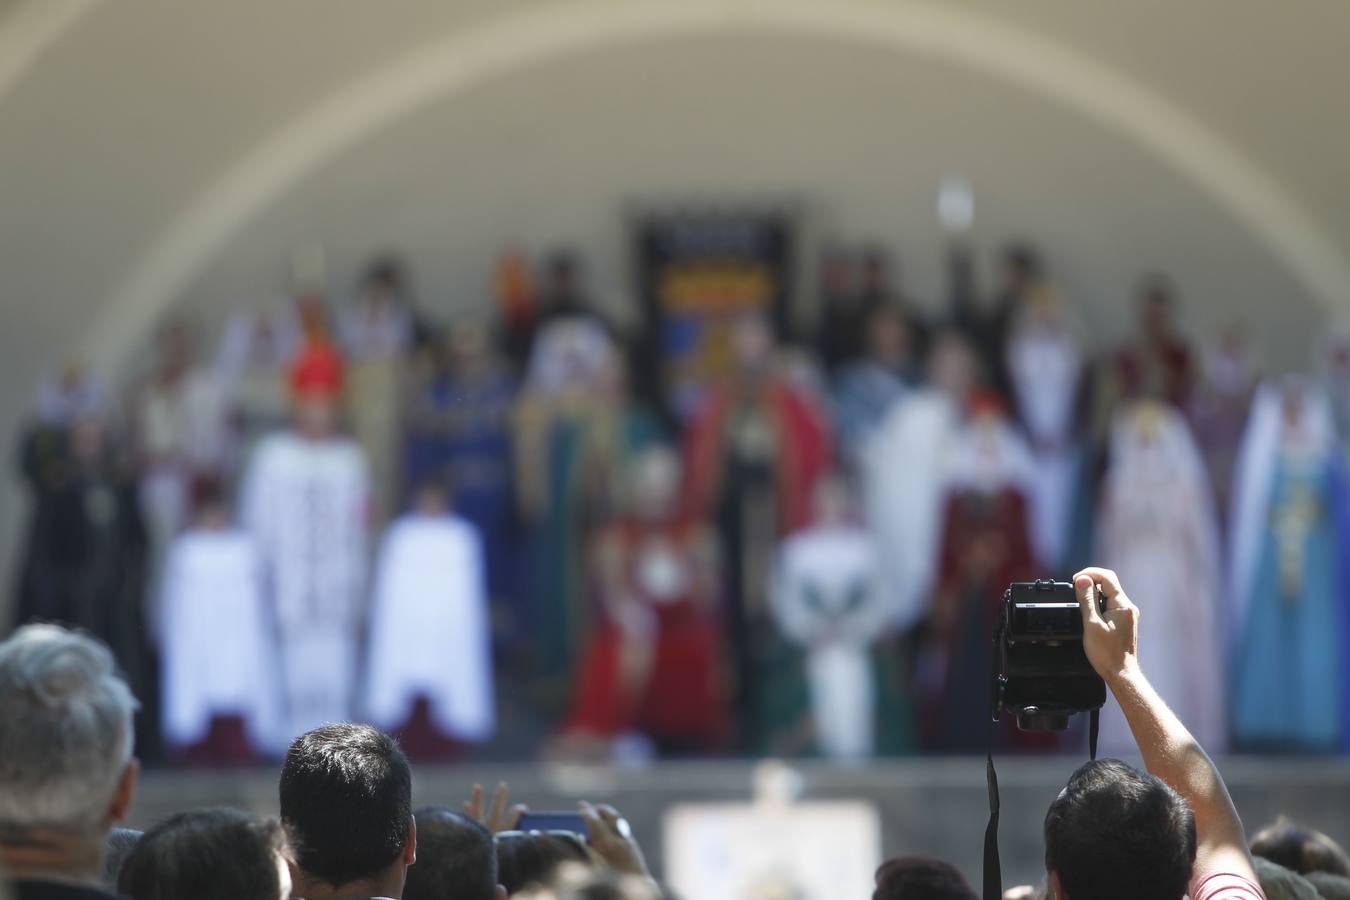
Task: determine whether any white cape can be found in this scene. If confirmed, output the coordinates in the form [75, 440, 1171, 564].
[160, 529, 282, 748]
[363, 515, 495, 741]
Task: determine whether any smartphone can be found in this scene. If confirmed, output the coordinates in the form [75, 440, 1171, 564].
[515, 811, 589, 838]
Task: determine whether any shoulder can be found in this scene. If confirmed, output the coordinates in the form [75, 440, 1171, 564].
[1190, 870, 1267, 900]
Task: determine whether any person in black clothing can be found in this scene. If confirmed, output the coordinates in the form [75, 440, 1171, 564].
[0, 625, 140, 900]
[949, 242, 1043, 398]
[116, 809, 290, 900]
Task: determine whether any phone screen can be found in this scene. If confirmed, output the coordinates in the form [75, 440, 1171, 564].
[515, 812, 588, 838]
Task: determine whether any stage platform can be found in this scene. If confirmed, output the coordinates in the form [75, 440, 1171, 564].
[129, 756, 1350, 889]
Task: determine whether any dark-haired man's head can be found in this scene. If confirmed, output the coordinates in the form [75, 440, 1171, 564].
[873, 856, 975, 900]
[495, 832, 593, 896]
[404, 807, 505, 900]
[117, 808, 289, 900]
[280, 723, 416, 899]
[1044, 758, 1196, 900]
[1251, 817, 1350, 878]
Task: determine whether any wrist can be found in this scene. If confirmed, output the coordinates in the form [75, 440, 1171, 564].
[1103, 656, 1144, 692]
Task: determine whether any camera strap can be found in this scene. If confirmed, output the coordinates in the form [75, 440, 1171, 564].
[982, 709, 1099, 900]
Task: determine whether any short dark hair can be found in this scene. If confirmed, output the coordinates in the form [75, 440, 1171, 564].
[404, 807, 497, 900]
[280, 723, 412, 887]
[1251, 817, 1350, 877]
[1044, 758, 1196, 900]
[873, 856, 975, 900]
[116, 808, 285, 900]
[496, 832, 592, 895]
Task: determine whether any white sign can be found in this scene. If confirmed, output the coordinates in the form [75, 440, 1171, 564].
[663, 800, 881, 900]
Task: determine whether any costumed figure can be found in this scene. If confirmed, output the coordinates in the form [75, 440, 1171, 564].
[402, 320, 518, 637]
[1005, 284, 1085, 571]
[496, 246, 538, 372]
[363, 480, 495, 760]
[831, 303, 917, 465]
[133, 320, 230, 632]
[950, 243, 1042, 398]
[771, 475, 898, 759]
[561, 446, 727, 759]
[683, 314, 833, 748]
[1094, 401, 1225, 753]
[860, 332, 976, 635]
[515, 326, 661, 687]
[216, 305, 300, 470]
[1188, 327, 1260, 528]
[1097, 275, 1195, 426]
[339, 261, 413, 526]
[924, 390, 1039, 752]
[14, 385, 156, 756]
[1228, 378, 1350, 751]
[159, 475, 278, 764]
[240, 339, 369, 751]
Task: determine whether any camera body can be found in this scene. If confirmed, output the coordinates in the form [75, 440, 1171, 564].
[991, 580, 1105, 732]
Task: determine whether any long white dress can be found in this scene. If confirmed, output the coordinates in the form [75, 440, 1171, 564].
[241, 431, 369, 751]
[160, 528, 280, 749]
[1094, 403, 1225, 753]
[362, 515, 495, 742]
[772, 524, 890, 760]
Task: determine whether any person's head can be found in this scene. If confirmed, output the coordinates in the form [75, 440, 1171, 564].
[927, 330, 977, 402]
[810, 471, 855, 526]
[280, 724, 415, 895]
[865, 304, 914, 369]
[859, 248, 892, 296]
[289, 340, 344, 439]
[157, 319, 195, 374]
[1138, 275, 1177, 341]
[1001, 244, 1042, 294]
[411, 478, 452, 517]
[117, 808, 290, 900]
[404, 807, 505, 900]
[730, 313, 776, 376]
[1251, 817, 1350, 877]
[188, 474, 229, 529]
[628, 445, 681, 521]
[1044, 759, 1196, 900]
[544, 250, 582, 301]
[0, 625, 139, 839]
[102, 827, 142, 890]
[494, 832, 592, 895]
[363, 257, 404, 303]
[820, 247, 855, 299]
[873, 856, 976, 900]
[447, 319, 493, 375]
[1252, 857, 1322, 900]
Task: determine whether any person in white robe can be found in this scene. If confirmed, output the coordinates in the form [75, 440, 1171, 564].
[859, 332, 976, 632]
[241, 340, 368, 752]
[216, 305, 300, 471]
[771, 475, 890, 759]
[363, 480, 495, 748]
[1005, 284, 1084, 570]
[1093, 401, 1225, 753]
[160, 477, 279, 761]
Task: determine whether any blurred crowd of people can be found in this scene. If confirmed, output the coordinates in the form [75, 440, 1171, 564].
[11, 242, 1350, 765]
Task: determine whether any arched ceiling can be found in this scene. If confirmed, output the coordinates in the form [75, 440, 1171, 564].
[2, 0, 1349, 558]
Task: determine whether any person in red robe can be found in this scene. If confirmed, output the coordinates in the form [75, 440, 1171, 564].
[1099, 276, 1196, 423]
[682, 314, 833, 748]
[560, 446, 727, 760]
[922, 391, 1042, 753]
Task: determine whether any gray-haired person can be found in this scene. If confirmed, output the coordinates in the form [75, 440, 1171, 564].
[0, 624, 140, 900]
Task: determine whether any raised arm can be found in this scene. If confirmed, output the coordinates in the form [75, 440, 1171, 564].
[1074, 567, 1257, 885]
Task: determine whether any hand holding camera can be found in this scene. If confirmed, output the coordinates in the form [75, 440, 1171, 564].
[1072, 567, 1140, 686]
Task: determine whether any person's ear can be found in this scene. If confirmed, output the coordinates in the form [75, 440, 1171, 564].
[106, 758, 139, 824]
[495, 886, 508, 900]
[404, 816, 417, 865]
[1048, 870, 1066, 900]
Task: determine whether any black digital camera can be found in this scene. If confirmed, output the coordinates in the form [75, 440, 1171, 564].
[991, 580, 1106, 732]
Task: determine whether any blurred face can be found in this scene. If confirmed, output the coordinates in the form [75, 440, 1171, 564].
[811, 476, 851, 524]
[632, 449, 680, 519]
[414, 484, 450, 516]
[867, 310, 912, 365]
[731, 316, 774, 374]
[293, 394, 337, 438]
[1141, 292, 1172, 339]
[70, 416, 105, 463]
[928, 334, 976, 401]
[449, 324, 488, 372]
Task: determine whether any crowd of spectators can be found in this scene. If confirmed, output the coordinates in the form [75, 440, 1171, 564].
[8, 568, 1349, 899]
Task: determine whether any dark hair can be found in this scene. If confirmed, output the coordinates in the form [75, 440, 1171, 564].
[873, 856, 976, 900]
[1044, 759, 1196, 900]
[1251, 817, 1350, 877]
[116, 808, 285, 900]
[495, 832, 592, 895]
[404, 807, 498, 900]
[279, 723, 412, 887]
[364, 256, 404, 291]
[103, 826, 143, 889]
[1002, 244, 1042, 279]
